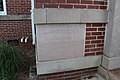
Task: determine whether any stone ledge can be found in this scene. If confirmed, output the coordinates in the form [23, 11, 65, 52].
[33, 8, 108, 24]
[36, 55, 102, 75]
[102, 55, 120, 70]
[0, 15, 31, 20]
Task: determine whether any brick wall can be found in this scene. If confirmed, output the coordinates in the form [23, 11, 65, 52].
[37, 67, 97, 80]
[0, 20, 32, 42]
[35, 0, 107, 9]
[6, 0, 31, 15]
[85, 23, 106, 56]
[0, 0, 32, 43]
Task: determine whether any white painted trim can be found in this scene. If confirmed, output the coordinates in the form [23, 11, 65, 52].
[0, 0, 7, 15]
[31, 0, 35, 45]
[36, 55, 102, 75]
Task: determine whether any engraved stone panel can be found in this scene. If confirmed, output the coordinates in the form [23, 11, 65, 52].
[36, 24, 86, 61]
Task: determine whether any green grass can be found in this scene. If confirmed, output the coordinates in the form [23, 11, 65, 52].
[0, 43, 26, 80]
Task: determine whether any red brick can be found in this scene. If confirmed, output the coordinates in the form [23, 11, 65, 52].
[85, 44, 95, 48]
[95, 48, 101, 51]
[85, 53, 95, 56]
[92, 23, 103, 27]
[52, 0, 65, 3]
[85, 41, 90, 44]
[96, 51, 103, 55]
[86, 36, 96, 40]
[59, 74, 70, 78]
[94, 1, 105, 5]
[0, 20, 32, 42]
[97, 36, 104, 39]
[86, 32, 91, 36]
[60, 4, 73, 8]
[100, 6, 107, 9]
[36, 0, 51, 3]
[88, 5, 99, 9]
[98, 28, 105, 31]
[91, 40, 101, 44]
[86, 23, 92, 27]
[47, 75, 58, 79]
[92, 32, 102, 35]
[85, 49, 89, 52]
[67, 0, 79, 3]
[81, 0, 93, 4]
[44, 4, 58, 8]
[70, 72, 81, 76]
[97, 43, 104, 47]
[37, 67, 97, 79]
[86, 28, 97, 31]
[7, 0, 31, 15]
[74, 5, 86, 9]
[65, 76, 80, 79]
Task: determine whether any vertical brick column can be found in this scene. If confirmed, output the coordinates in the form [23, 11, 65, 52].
[85, 23, 106, 56]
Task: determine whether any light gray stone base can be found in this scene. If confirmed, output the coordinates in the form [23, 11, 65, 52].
[36, 56, 101, 75]
[98, 66, 110, 80]
[102, 55, 120, 70]
[96, 73, 105, 80]
[98, 66, 120, 80]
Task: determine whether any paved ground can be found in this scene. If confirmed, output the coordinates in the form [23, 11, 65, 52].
[109, 69, 120, 80]
[95, 73, 105, 80]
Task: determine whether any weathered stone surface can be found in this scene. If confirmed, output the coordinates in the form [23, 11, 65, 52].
[33, 8, 108, 24]
[36, 24, 86, 61]
[103, 0, 120, 70]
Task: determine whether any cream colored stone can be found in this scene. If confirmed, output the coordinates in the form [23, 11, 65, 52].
[36, 56, 102, 75]
[33, 9, 46, 24]
[33, 8, 108, 24]
[47, 9, 80, 23]
[102, 55, 120, 70]
[80, 10, 108, 23]
[36, 24, 86, 61]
